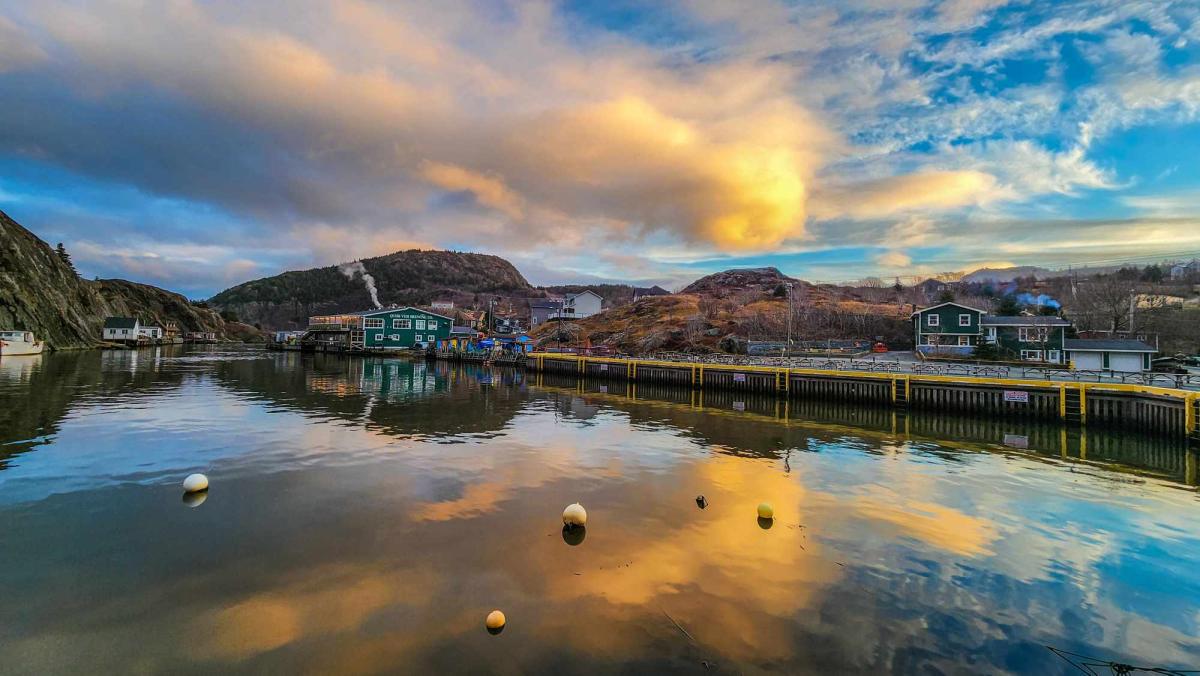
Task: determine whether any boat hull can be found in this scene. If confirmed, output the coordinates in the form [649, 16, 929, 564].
[0, 341, 44, 356]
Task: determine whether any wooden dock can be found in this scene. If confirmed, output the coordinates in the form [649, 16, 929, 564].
[527, 353, 1200, 441]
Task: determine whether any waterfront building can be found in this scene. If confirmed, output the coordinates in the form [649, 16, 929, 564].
[102, 317, 140, 342]
[307, 307, 452, 349]
[912, 302, 1070, 363]
[529, 298, 561, 328]
[137, 325, 163, 340]
[1064, 339, 1157, 372]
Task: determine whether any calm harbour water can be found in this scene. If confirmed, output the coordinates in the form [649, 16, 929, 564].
[1, 346, 1199, 675]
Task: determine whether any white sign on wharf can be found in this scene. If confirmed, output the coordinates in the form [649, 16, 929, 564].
[733, 373, 746, 383]
[1003, 390, 1029, 403]
[733, 401, 745, 411]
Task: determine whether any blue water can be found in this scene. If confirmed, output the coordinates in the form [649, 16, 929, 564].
[0, 346, 1198, 674]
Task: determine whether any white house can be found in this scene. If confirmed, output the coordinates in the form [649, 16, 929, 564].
[137, 326, 163, 340]
[560, 290, 603, 319]
[102, 317, 140, 341]
[431, 299, 455, 311]
[1064, 338, 1157, 372]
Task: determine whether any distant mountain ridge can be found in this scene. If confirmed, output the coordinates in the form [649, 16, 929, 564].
[209, 249, 534, 329]
[0, 209, 255, 349]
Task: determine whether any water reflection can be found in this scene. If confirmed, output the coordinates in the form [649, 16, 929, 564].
[0, 347, 1198, 674]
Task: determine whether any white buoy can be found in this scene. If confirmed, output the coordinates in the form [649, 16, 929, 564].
[486, 609, 506, 633]
[757, 502, 774, 520]
[562, 502, 587, 528]
[183, 473, 209, 493]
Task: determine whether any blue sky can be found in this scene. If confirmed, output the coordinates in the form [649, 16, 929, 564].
[2, 1, 1200, 297]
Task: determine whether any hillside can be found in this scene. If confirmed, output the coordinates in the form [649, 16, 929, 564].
[210, 249, 534, 329]
[531, 269, 913, 355]
[0, 209, 259, 349]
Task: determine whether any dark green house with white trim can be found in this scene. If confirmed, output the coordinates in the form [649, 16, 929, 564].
[356, 307, 452, 349]
[307, 307, 452, 350]
[912, 302, 1070, 363]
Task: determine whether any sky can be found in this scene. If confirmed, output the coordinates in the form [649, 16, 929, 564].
[2, 0, 1200, 297]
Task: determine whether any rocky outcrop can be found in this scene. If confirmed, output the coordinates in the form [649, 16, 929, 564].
[681, 267, 807, 298]
[0, 209, 261, 349]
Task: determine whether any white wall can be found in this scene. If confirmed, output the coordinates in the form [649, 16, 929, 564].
[1071, 352, 1103, 370]
[1110, 352, 1144, 372]
[566, 293, 602, 319]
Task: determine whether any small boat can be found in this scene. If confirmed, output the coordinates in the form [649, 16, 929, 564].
[0, 330, 45, 356]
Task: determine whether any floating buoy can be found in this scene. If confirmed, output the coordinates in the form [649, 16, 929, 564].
[695, 495, 707, 509]
[486, 609, 506, 634]
[757, 502, 774, 520]
[183, 473, 209, 493]
[562, 502, 587, 528]
[757, 516, 774, 530]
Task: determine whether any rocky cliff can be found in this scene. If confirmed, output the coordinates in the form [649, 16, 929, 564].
[0, 209, 260, 349]
[209, 249, 535, 329]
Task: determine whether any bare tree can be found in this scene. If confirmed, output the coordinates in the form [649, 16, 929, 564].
[1071, 275, 1140, 333]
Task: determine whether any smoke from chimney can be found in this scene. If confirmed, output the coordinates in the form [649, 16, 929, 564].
[339, 261, 381, 309]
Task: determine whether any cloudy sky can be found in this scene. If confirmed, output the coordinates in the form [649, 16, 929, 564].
[2, 0, 1200, 297]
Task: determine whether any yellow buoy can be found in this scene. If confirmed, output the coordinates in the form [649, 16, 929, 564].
[757, 502, 774, 520]
[562, 502, 587, 528]
[183, 473, 209, 493]
[486, 609, 506, 634]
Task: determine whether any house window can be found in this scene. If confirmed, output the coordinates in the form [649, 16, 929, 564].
[396, 319, 411, 329]
[389, 334, 399, 340]
[985, 327, 997, 343]
[414, 334, 422, 341]
[1020, 350, 1043, 361]
[922, 335, 939, 345]
[957, 336, 970, 346]
[427, 320, 438, 330]
[364, 318, 384, 329]
[927, 314, 939, 327]
[959, 314, 972, 326]
[1018, 327, 1048, 342]
[415, 319, 426, 330]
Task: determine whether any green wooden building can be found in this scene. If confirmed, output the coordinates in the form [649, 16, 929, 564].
[307, 307, 452, 350]
[355, 307, 452, 349]
[912, 302, 1070, 363]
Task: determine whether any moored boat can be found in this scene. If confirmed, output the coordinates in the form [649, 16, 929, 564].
[0, 330, 45, 356]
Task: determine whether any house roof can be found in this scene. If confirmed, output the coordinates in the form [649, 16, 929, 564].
[103, 317, 138, 329]
[910, 301, 987, 317]
[1064, 339, 1157, 352]
[566, 290, 603, 301]
[981, 316, 1070, 326]
[529, 299, 562, 309]
[450, 326, 475, 334]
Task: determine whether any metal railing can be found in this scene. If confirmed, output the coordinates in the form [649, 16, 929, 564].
[633, 352, 1200, 390]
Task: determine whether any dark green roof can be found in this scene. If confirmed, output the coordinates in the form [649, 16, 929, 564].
[103, 317, 138, 329]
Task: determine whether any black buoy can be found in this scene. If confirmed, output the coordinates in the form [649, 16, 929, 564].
[695, 495, 707, 509]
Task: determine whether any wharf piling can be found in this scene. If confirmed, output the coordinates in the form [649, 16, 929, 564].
[527, 353, 1200, 441]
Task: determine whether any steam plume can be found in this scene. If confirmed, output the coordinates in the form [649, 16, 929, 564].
[339, 261, 381, 309]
